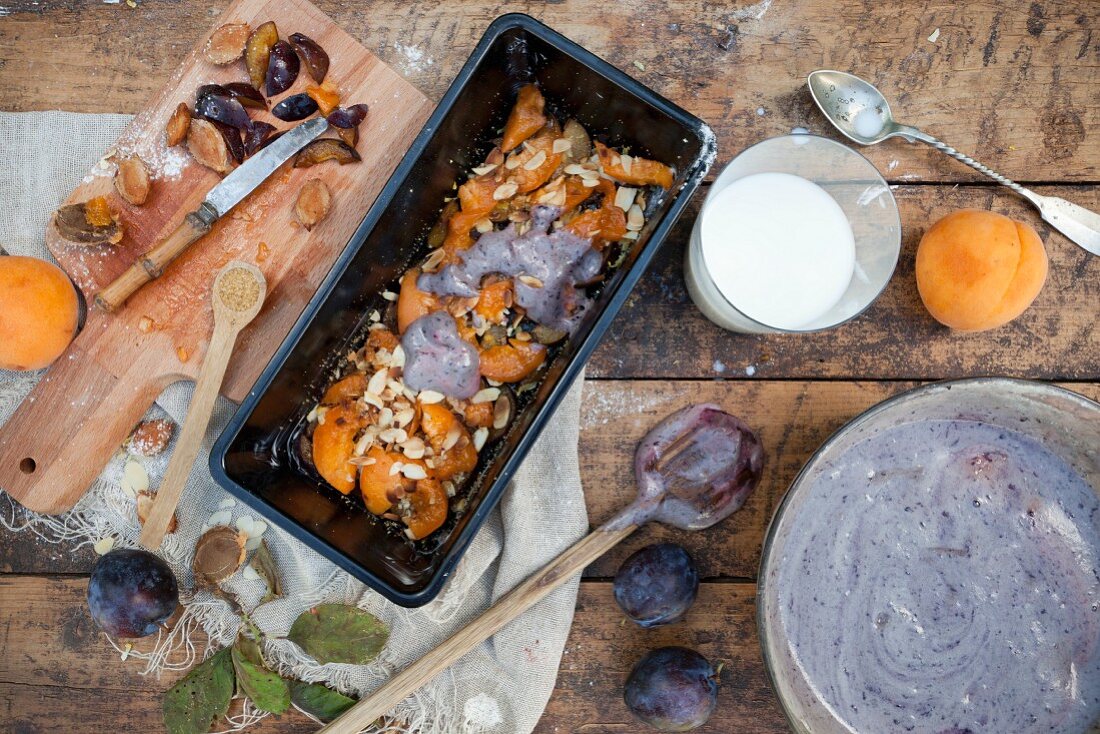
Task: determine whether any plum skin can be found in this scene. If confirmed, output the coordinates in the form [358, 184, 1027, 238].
[87, 548, 179, 638]
[624, 646, 718, 732]
[614, 543, 699, 628]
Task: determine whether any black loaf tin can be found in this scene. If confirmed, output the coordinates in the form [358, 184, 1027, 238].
[210, 13, 716, 606]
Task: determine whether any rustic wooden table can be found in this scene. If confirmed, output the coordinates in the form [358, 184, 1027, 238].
[1, 1, 1097, 731]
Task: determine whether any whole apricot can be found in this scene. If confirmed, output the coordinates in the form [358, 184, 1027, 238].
[0, 255, 80, 371]
[915, 209, 1048, 332]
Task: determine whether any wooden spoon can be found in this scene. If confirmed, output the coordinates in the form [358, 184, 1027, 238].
[139, 261, 265, 550]
[318, 404, 765, 734]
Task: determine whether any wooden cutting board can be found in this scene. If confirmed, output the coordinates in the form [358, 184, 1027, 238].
[0, 0, 432, 515]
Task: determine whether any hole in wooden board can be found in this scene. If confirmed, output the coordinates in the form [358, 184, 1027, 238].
[19, 457, 36, 474]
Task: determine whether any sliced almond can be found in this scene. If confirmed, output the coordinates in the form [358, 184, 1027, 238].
[471, 387, 500, 404]
[381, 290, 398, 301]
[391, 345, 406, 368]
[563, 163, 588, 176]
[613, 186, 638, 212]
[443, 424, 462, 451]
[472, 427, 489, 451]
[400, 437, 426, 459]
[552, 138, 572, 154]
[471, 163, 499, 176]
[93, 537, 116, 555]
[378, 407, 394, 427]
[523, 149, 547, 171]
[475, 217, 494, 234]
[121, 460, 149, 499]
[395, 408, 416, 428]
[389, 461, 405, 476]
[401, 463, 428, 480]
[363, 392, 384, 409]
[422, 248, 446, 272]
[367, 368, 389, 397]
[627, 204, 645, 231]
[619, 153, 634, 175]
[582, 177, 600, 188]
[504, 155, 523, 170]
[354, 432, 374, 456]
[493, 182, 519, 200]
[517, 274, 543, 288]
[419, 390, 445, 405]
[349, 456, 377, 466]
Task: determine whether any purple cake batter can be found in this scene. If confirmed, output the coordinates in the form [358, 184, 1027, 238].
[773, 419, 1100, 733]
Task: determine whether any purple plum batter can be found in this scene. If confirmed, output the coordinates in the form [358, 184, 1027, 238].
[418, 205, 603, 333]
[774, 419, 1100, 733]
[400, 311, 481, 399]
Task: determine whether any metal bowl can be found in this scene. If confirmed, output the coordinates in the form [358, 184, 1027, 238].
[757, 378, 1100, 732]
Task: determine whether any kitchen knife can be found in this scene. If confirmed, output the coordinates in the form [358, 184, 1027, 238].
[94, 117, 329, 312]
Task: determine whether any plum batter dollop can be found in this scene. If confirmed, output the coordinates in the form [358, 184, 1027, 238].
[400, 311, 480, 399]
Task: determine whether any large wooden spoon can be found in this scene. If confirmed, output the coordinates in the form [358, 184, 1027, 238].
[139, 261, 265, 549]
[319, 403, 765, 734]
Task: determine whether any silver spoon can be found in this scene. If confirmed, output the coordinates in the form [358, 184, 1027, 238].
[807, 69, 1100, 256]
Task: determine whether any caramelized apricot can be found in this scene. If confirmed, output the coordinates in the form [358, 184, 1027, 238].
[566, 205, 627, 247]
[510, 128, 563, 194]
[502, 84, 547, 153]
[595, 142, 674, 189]
[321, 373, 366, 405]
[358, 446, 414, 514]
[419, 402, 462, 452]
[397, 269, 441, 333]
[312, 403, 361, 494]
[475, 279, 513, 324]
[0, 256, 80, 371]
[366, 326, 400, 353]
[403, 479, 448, 539]
[463, 401, 494, 428]
[479, 340, 547, 382]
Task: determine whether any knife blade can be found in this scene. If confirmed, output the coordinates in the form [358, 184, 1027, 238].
[94, 117, 330, 312]
[205, 117, 329, 217]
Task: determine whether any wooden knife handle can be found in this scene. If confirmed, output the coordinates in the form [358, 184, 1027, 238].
[94, 205, 217, 312]
[0, 339, 168, 515]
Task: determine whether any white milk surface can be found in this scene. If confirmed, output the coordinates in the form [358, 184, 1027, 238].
[700, 172, 855, 330]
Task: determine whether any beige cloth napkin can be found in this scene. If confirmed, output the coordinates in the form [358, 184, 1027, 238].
[0, 110, 588, 733]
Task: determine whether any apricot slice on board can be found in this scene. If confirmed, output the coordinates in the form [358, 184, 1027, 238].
[479, 340, 547, 383]
[0, 256, 79, 371]
[312, 404, 361, 494]
[403, 479, 449, 540]
[502, 84, 547, 153]
[915, 209, 1048, 332]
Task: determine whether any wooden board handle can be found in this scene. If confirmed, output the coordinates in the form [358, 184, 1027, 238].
[0, 340, 166, 515]
[94, 207, 215, 312]
[318, 523, 638, 734]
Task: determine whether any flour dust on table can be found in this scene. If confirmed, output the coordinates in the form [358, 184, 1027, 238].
[0, 110, 588, 734]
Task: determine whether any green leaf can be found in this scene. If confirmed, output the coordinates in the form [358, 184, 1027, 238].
[231, 635, 290, 714]
[287, 604, 389, 665]
[162, 648, 235, 734]
[252, 540, 282, 605]
[289, 680, 357, 722]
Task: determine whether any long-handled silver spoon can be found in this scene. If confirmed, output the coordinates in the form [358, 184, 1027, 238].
[807, 70, 1100, 256]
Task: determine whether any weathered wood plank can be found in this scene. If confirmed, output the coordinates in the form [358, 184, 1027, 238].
[587, 183, 1099, 380]
[3, 380, 1096, 578]
[0, 1, 1096, 182]
[0, 575, 783, 733]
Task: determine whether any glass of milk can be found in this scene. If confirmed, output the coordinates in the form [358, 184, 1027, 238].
[685, 134, 900, 333]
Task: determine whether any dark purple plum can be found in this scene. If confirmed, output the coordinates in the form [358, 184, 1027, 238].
[613, 543, 698, 628]
[265, 40, 300, 96]
[221, 81, 267, 109]
[271, 93, 319, 121]
[195, 83, 229, 104]
[288, 32, 329, 83]
[244, 121, 277, 156]
[624, 647, 718, 732]
[87, 548, 179, 639]
[326, 104, 369, 129]
[207, 119, 246, 163]
[195, 93, 252, 131]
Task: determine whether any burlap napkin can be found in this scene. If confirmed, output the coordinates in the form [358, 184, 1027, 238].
[0, 110, 588, 734]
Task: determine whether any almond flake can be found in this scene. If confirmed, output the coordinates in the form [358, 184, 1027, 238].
[471, 163, 499, 176]
[475, 218, 493, 234]
[93, 537, 116, 555]
[400, 437, 426, 459]
[517, 274, 543, 288]
[471, 387, 501, 404]
[419, 390, 445, 404]
[389, 461, 404, 476]
[563, 163, 587, 176]
[443, 481, 457, 497]
[473, 427, 489, 451]
[242, 564, 261, 582]
[423, 249, 446, 272]
[493, 182, 518, 200]
[614, 186, 638, 211]
[504, 155, 523, 170]
[306, 404, 319, 422]
[368, 309, 381, 323]
[582, 178, 600, 188]
[619, 153, 634, 174]
[523, 150, 548, 170]
[627, 204, 645, 231]
[368, 369, 389, 396]
[552, 138, 572, 154]
[391, 345, 406, 368]
[493, 398, 511, 429]
[363, 392, 384, 409]
[395, 408, 416, 427]
[633, 60, 646, 71]
[349, 455, 377, 466]
[378, 407, 394, 427]
[218, 498, 237, 509]
[623, 230, 640, 240]
[121, 460, 149, 499]
[401, 463, 428, 480]
[443, 424, 462, 451]
[381, 290, 398, 301]
[577, 167, 600, 180]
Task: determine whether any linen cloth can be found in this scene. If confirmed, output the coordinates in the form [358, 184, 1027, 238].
[0, 110, 588, 733]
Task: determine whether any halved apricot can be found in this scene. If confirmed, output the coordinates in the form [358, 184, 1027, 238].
[321, 373, 366, 405]
[475, 279, 513, 324]
[479, 340, 547, 382]
[432, 438, 478, 481]
[397, 269, 441, 333]
[420, 402, 463, 451]
[403, 479, 449, 539]
[358, 446, 418, 514]
[502, 84, 547, 153]
[595, 141, 674, 189]
[312, 403, 361, 494]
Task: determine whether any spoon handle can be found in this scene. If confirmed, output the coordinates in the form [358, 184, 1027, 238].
[317, 523, 637, 734]
[900, 127, 1029, 195]
[139, 319, 239, 549]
